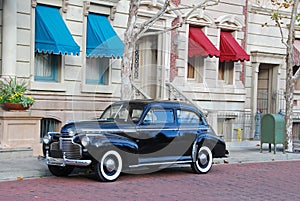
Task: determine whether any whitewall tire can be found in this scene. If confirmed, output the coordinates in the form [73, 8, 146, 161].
[191, 146, 213, 174]
[96, 150, 122, 182]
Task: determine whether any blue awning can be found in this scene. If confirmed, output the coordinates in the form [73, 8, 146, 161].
[35, 5, 80, 55]
[87, 14, 124, 58]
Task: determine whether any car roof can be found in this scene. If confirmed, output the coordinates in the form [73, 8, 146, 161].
[111, 99, 198, 110]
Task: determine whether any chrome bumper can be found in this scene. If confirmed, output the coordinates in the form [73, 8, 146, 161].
[46, 151, 92, 167]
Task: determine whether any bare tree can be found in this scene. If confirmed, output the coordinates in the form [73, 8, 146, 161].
[121, 0, 220, 100]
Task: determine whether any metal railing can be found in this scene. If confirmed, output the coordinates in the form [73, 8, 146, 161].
[257, 90, 285, 114]
[214, 112, 255, 141]
[131, 83, 152, 99]
[165, 82, 206, 114]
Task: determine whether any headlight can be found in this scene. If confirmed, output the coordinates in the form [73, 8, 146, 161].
[81, 136, 90, 147]
[43, 135, 50, 144]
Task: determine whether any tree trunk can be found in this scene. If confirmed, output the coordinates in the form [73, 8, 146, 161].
[285, 0, 299, 152]
[285, 52, 294, 152]
[121, 0, 140, 100]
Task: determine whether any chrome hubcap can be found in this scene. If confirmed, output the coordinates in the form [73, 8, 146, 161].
[104, 158, 116, 172]
[199, 152, 208, 165]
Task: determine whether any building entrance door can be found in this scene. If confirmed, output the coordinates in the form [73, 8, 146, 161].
[133, 34, 162, 99]
[257, 64, 278, 114]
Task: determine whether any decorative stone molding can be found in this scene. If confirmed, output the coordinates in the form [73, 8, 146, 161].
[62, 0, 69, 13]
[152, 0, 157, 6]
[186, 9, 214, 27]
[109, 0, 121, 3]
[250, 51, 285, 64]
[110, 6, 116, 21]
[31, 0, 37, 8]
[215, 15, 243, 30]
[84, 1, 91, 16]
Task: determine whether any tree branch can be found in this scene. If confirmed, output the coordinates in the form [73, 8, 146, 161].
[135, 0, 220, 41]
[274, 18, 288, 48]
[135, 0, 170, 40]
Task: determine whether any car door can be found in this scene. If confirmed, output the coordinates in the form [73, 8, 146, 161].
[136, 107, 179, 163]
[176, 109, 207, 157]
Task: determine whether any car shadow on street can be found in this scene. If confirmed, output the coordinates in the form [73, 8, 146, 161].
[65, 164, 226, 182]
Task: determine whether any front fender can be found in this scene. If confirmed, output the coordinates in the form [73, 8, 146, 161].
[82, 133, 139, 165]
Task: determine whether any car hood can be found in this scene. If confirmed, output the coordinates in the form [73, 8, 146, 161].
[61, 119, 136, 136]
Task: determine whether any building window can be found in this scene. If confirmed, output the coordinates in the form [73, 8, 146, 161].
[187, 56, 204, 82]
[293, 122, 300, 140]
[218, 61, 234, 84]
[40, 118, 60, 141]
[34, 52, 61, 82]
[86, 57, 109, 85]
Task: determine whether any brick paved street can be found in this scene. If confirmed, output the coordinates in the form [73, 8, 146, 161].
[0, 161, 299, 201]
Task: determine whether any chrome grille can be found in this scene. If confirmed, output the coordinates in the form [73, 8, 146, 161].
[50, 142, 59, 151]
[59, 138, 82, 159]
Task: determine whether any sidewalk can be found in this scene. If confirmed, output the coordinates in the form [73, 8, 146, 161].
[225, 141, 300, 163]
[0, 141, 300, 182]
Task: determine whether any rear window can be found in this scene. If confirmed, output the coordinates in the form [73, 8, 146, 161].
[177, 110, 202, 124]
[143, 108, 175, 124]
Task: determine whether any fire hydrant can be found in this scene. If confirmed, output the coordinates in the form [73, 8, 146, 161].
[236, 128, 242, 141]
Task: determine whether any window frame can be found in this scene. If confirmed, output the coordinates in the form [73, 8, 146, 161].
[85, 56, 110, 85]
[34, 52, 61, 82]
[187, 56, 204, 83]
[218, 60, 234, 85]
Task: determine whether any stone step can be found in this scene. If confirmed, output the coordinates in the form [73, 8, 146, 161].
[0, 148, 33, 160]
[294, 140, 300, 151]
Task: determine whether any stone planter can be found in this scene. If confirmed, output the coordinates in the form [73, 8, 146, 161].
[0, 111, 42, 156]
[3, 102, 31, 111]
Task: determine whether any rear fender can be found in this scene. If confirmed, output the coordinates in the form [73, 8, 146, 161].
[193, 135, 226, 159]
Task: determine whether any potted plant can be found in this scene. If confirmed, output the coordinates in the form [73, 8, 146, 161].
[0, 77, 35, 110]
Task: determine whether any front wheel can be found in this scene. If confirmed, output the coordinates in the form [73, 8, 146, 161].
[48, 165, 74, 177]
[95, 150, 123, 182]
[191, 146, 213, 174]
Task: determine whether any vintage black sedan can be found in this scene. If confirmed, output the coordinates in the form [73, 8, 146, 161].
[43, 100, 228, 182]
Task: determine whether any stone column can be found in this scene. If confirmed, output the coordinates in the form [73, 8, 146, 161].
[251, 62, 260, 114]
[251, 62, 260, 139]
[2, 0, 17, 76]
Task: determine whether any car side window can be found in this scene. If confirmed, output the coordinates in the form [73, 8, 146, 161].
[130, 108, 143, 122]
[143, 108, 174, 124]
[177, 110, 202, 124]
[117, 107, 129, 121]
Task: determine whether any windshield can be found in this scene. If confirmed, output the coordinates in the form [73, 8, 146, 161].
[100, 104, 143, 123]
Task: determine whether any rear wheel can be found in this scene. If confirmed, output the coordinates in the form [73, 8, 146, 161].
[48, 165, 74, 177]
[191, 146, 213, 174]
[95, 150, 122, 182]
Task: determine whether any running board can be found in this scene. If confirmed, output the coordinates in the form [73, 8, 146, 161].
[129, 160, 192, 168]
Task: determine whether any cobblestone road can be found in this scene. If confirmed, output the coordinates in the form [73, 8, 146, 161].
[0, 161, 300, 201]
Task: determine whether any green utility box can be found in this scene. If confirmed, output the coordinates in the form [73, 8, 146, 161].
[260, 114, 285, 154]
